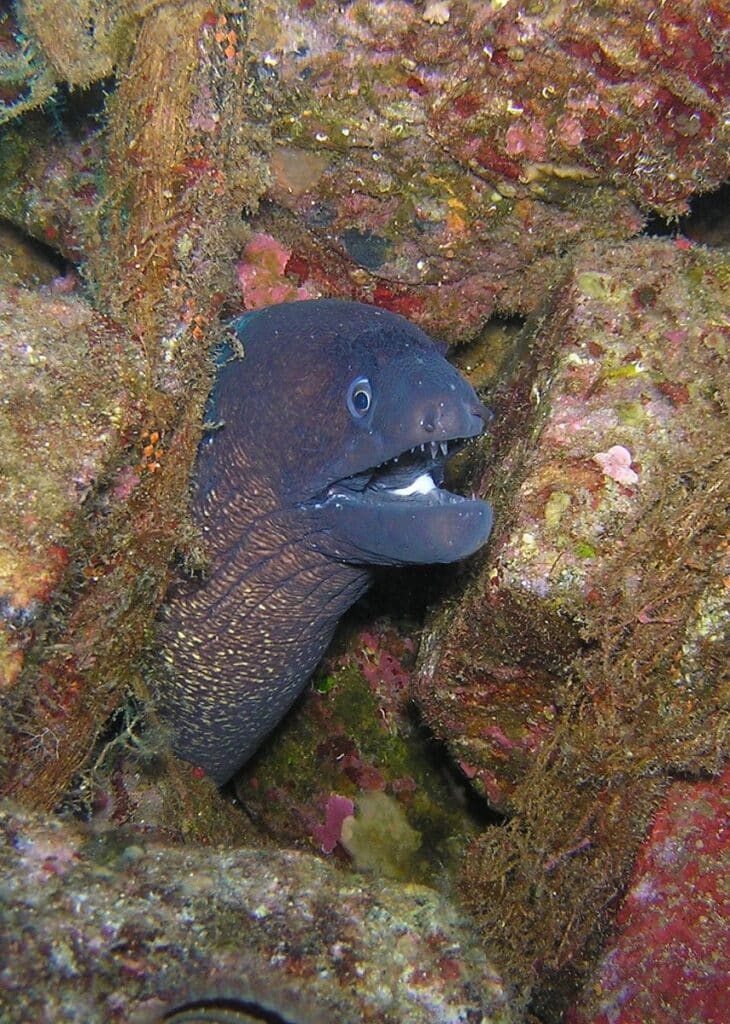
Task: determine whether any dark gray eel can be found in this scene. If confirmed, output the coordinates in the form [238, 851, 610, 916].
[158, 299, 492, 782]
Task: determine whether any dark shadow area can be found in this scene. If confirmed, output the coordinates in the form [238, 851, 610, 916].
[161, 996, 304, 1024]
[643, 181, 730, 247]
[44, 78, 112, 137]
[408, 703, 506, 830]
[0, 218, 72, 283]
[449, 313, 527, 394]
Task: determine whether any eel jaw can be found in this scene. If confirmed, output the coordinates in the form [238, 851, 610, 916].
[327, 435, 472, 503]
[306, 435, 493, 566]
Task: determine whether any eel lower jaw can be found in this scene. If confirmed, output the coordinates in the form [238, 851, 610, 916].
[302, 436, 492, 565]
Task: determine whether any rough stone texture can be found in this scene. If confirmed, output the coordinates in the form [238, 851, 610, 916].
[3, 1, 729, 342]
[0, 3, 272, 824]
[416, 237, 729, 813]
[410, 238, 728, 1014]
[0, 3, 56, 123]
[0, 282, 244, 842]
[15, 0, 143, 87]
[566, 766, 730, 1024]
[0, 804, 515, 1024]
[0, 222, 68, 287]
[0, 122, 104, 265]
[243, 0, 728, 339]
[0, 284, 144, 692]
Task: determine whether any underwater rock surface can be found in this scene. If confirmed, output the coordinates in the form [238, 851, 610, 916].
[3, 1, 728, 342]
[566, 766, 730, 1024]
[246, 0, 728, 339]
[0, 804, 515, 1024]
[416, 237, 729, 812]
[0, 3, 266, 818]
[0, 284, 144, 692]
[414, 237, 728, 1011]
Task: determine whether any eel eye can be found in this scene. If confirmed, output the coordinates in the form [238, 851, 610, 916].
[347, 377, 372, 418]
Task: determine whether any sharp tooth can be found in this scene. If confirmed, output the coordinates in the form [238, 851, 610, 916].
[420, 443, 426, 452]
[440, 441, 448, 456]
[430, 442, 438, 459]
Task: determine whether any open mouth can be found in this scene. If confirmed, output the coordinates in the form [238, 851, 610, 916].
[324, 436, 473, 507]
[304, 425, 492, 565]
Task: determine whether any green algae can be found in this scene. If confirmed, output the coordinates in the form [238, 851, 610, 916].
[236, 656, 482, 885]
[341, 791, 422, 881]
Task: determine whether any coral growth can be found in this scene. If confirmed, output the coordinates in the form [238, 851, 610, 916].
[340, 790, 423, 881]
[237, 231, 319, 308]
[566, 767, 730, 1024]
[417, 238, 729, 1013]
[0, 804, 515, 1024]
[238, 0, 728, 339]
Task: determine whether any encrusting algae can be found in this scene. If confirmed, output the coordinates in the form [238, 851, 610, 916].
[0, 2, 727, 1021]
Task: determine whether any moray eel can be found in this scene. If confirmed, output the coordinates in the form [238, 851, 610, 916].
[159, 299, 492, 783]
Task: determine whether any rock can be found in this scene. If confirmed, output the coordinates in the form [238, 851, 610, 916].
[0, 223, 64, 287]
[0, 281, 250, 845]
[414, 238, 728, 1012]
[0, 284, 144, 694]
[0, 6, 268, 823]
[4, 2, 728, 343]
[565, 767, 730, 1024]
[0, 804, 516, 1024]
[234, 0, 727, 339]
[0, 122, 104, 265]
[416, 237, 729, 812]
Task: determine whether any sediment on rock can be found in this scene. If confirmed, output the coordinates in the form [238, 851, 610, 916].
[414, 238, 729, 1013]
[0, 804, 515, 1024]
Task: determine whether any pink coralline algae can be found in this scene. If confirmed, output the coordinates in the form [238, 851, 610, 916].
[592, 445, 639, 486]
[566, 767, 730, 1024]
[312, 794, 354, 854]
[354, 630, 415, 697]
[414, 238, 728, 813]
[236, 233, 319, 309]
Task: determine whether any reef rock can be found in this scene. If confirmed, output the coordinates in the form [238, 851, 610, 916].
[416, 236, 729, 812]
[414, 237, 728, 1012]
[566, 767, 730, 1024]
[3, 1, 728, 342]
[244, 0, 728, 339]
[0, 804, 515, 1024]
[0, 284, 143, 695]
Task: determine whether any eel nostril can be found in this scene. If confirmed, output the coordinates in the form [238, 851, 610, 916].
[421, 413, 436, 433]
[473, 401, 494, 426]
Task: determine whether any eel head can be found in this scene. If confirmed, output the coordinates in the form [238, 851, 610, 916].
[200, 299, 493, 567]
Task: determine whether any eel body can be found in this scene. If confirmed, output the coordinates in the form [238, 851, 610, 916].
[158, 299, 492, 782]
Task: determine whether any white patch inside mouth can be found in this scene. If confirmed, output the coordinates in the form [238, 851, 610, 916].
[390, 472, 436, 497]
